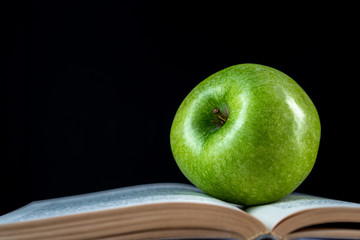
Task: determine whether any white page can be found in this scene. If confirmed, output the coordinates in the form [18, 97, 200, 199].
[245, 193, 360, 230]
[0, 183, 240, 224]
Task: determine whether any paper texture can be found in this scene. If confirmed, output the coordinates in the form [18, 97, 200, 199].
[246, 193, 360, 230]
[0, 183, 239, 224]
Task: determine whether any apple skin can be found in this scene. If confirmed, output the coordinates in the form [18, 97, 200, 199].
[170, 64, 321, 206]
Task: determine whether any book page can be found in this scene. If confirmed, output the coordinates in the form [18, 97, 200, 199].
[0, 183, 240, 224]
[245, 193, 360, 230]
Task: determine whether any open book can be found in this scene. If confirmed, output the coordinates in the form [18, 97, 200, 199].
[1, 183, 360, 240]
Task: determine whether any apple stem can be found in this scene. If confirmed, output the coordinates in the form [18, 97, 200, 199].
[213, 108, 227, 125]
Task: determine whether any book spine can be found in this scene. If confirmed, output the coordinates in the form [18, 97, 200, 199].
[254, 234, 280, 240]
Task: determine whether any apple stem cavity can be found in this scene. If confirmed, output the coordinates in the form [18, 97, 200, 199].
[213, 107, 228, 126]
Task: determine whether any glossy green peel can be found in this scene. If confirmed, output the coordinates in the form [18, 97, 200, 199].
[170, 64, 321, 206]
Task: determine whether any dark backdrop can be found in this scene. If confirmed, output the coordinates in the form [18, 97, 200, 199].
[1, 1, 359, 215]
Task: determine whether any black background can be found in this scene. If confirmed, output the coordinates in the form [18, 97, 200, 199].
[1, 1, 359, 215]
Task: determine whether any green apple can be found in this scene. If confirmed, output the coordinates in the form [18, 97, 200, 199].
[170, 64, 321, 206]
